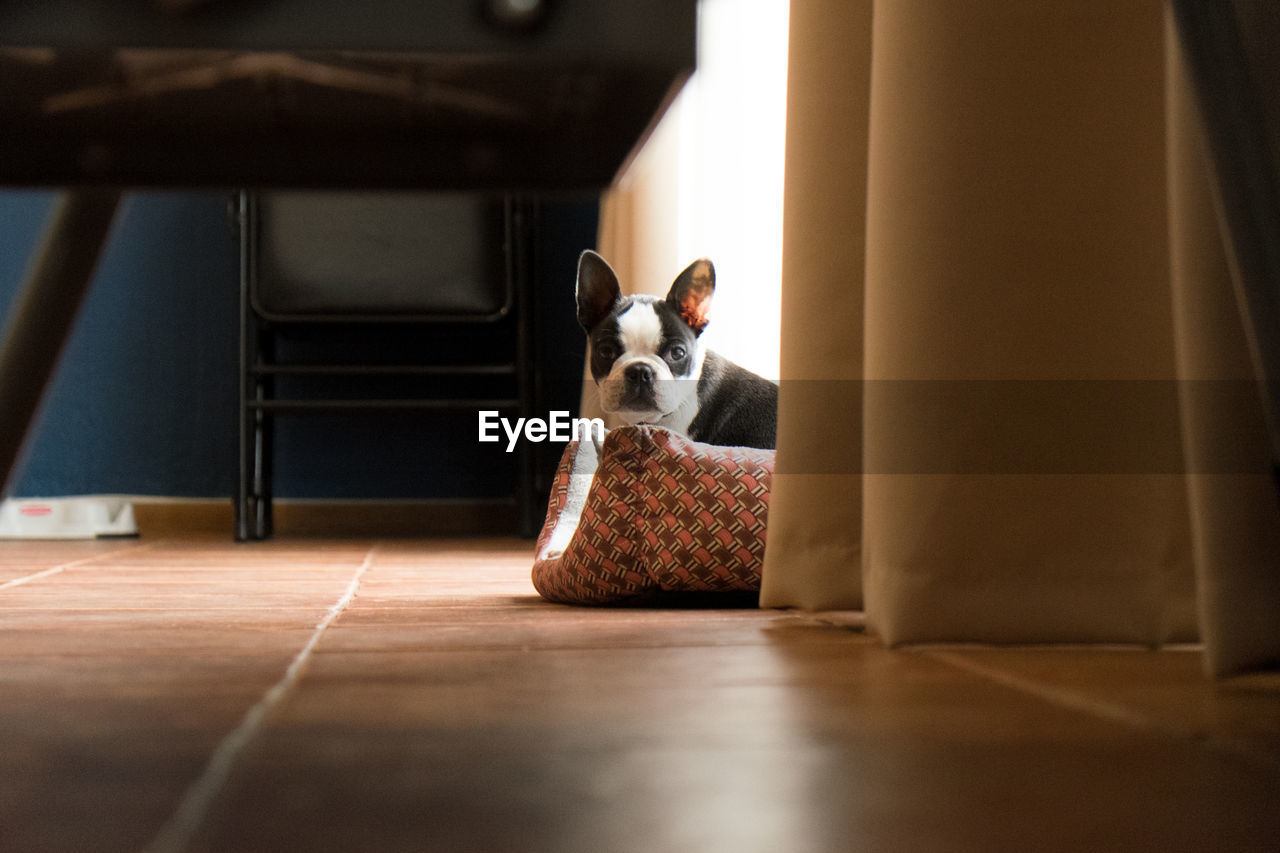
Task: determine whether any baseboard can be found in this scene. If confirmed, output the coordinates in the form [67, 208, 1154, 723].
[131, 498, 521, 539]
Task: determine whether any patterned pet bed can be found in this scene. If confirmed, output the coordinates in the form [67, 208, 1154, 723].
[531, 426, 775, 605]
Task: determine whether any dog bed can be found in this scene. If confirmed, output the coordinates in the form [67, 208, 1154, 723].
[531, 425, 774, 605]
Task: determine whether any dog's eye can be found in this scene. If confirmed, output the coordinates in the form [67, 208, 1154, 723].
[595, 341, 617, 360]
[667, 345, 687, 361]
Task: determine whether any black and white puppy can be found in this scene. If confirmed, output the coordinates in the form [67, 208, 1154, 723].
[576, 250, 777, 449]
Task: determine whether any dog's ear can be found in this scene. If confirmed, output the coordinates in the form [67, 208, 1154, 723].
[576, 250, 621, 331]
[667, 258, 715, 334]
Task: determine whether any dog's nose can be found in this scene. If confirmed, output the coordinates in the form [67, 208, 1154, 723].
[625, 363, 655, 386]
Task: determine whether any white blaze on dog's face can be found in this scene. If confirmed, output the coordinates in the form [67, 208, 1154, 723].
[576, 251, 713, 430]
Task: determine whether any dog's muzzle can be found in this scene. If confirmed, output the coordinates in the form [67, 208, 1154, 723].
[619, 362, 658, 408]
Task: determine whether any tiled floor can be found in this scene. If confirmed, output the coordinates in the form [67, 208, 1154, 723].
[1, 536, 1277, 852]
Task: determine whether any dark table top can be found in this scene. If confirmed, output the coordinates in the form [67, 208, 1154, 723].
[0, 0, 696, 190]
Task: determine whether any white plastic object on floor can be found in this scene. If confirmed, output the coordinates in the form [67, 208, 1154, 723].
[0, 496, 138, 539]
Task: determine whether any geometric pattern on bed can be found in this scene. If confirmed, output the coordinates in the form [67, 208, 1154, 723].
[531, 426, 774, 605]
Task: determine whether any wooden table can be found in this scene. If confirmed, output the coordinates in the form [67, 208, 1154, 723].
[0, 0, 695, 494]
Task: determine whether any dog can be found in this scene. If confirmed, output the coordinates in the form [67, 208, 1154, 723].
[575, 250, 777, 449]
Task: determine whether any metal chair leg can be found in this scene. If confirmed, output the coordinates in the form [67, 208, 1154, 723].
[236, 190, 275, 541]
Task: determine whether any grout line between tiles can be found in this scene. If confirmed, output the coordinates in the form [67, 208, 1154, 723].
[0, 541, 157, 592]
[923, 649, 1280, 774]
[140, 544, 378, 853]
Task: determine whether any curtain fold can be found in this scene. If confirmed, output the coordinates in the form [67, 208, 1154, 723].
[758, 0, 872, 612]
[1166, 10, 1280, 676]
[857, 0, 1194, 647]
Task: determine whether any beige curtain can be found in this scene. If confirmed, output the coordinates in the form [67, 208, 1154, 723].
[597, 0, 1280, 677]
[761, 0, 1279, 677]
[756, 0, 871, 612]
